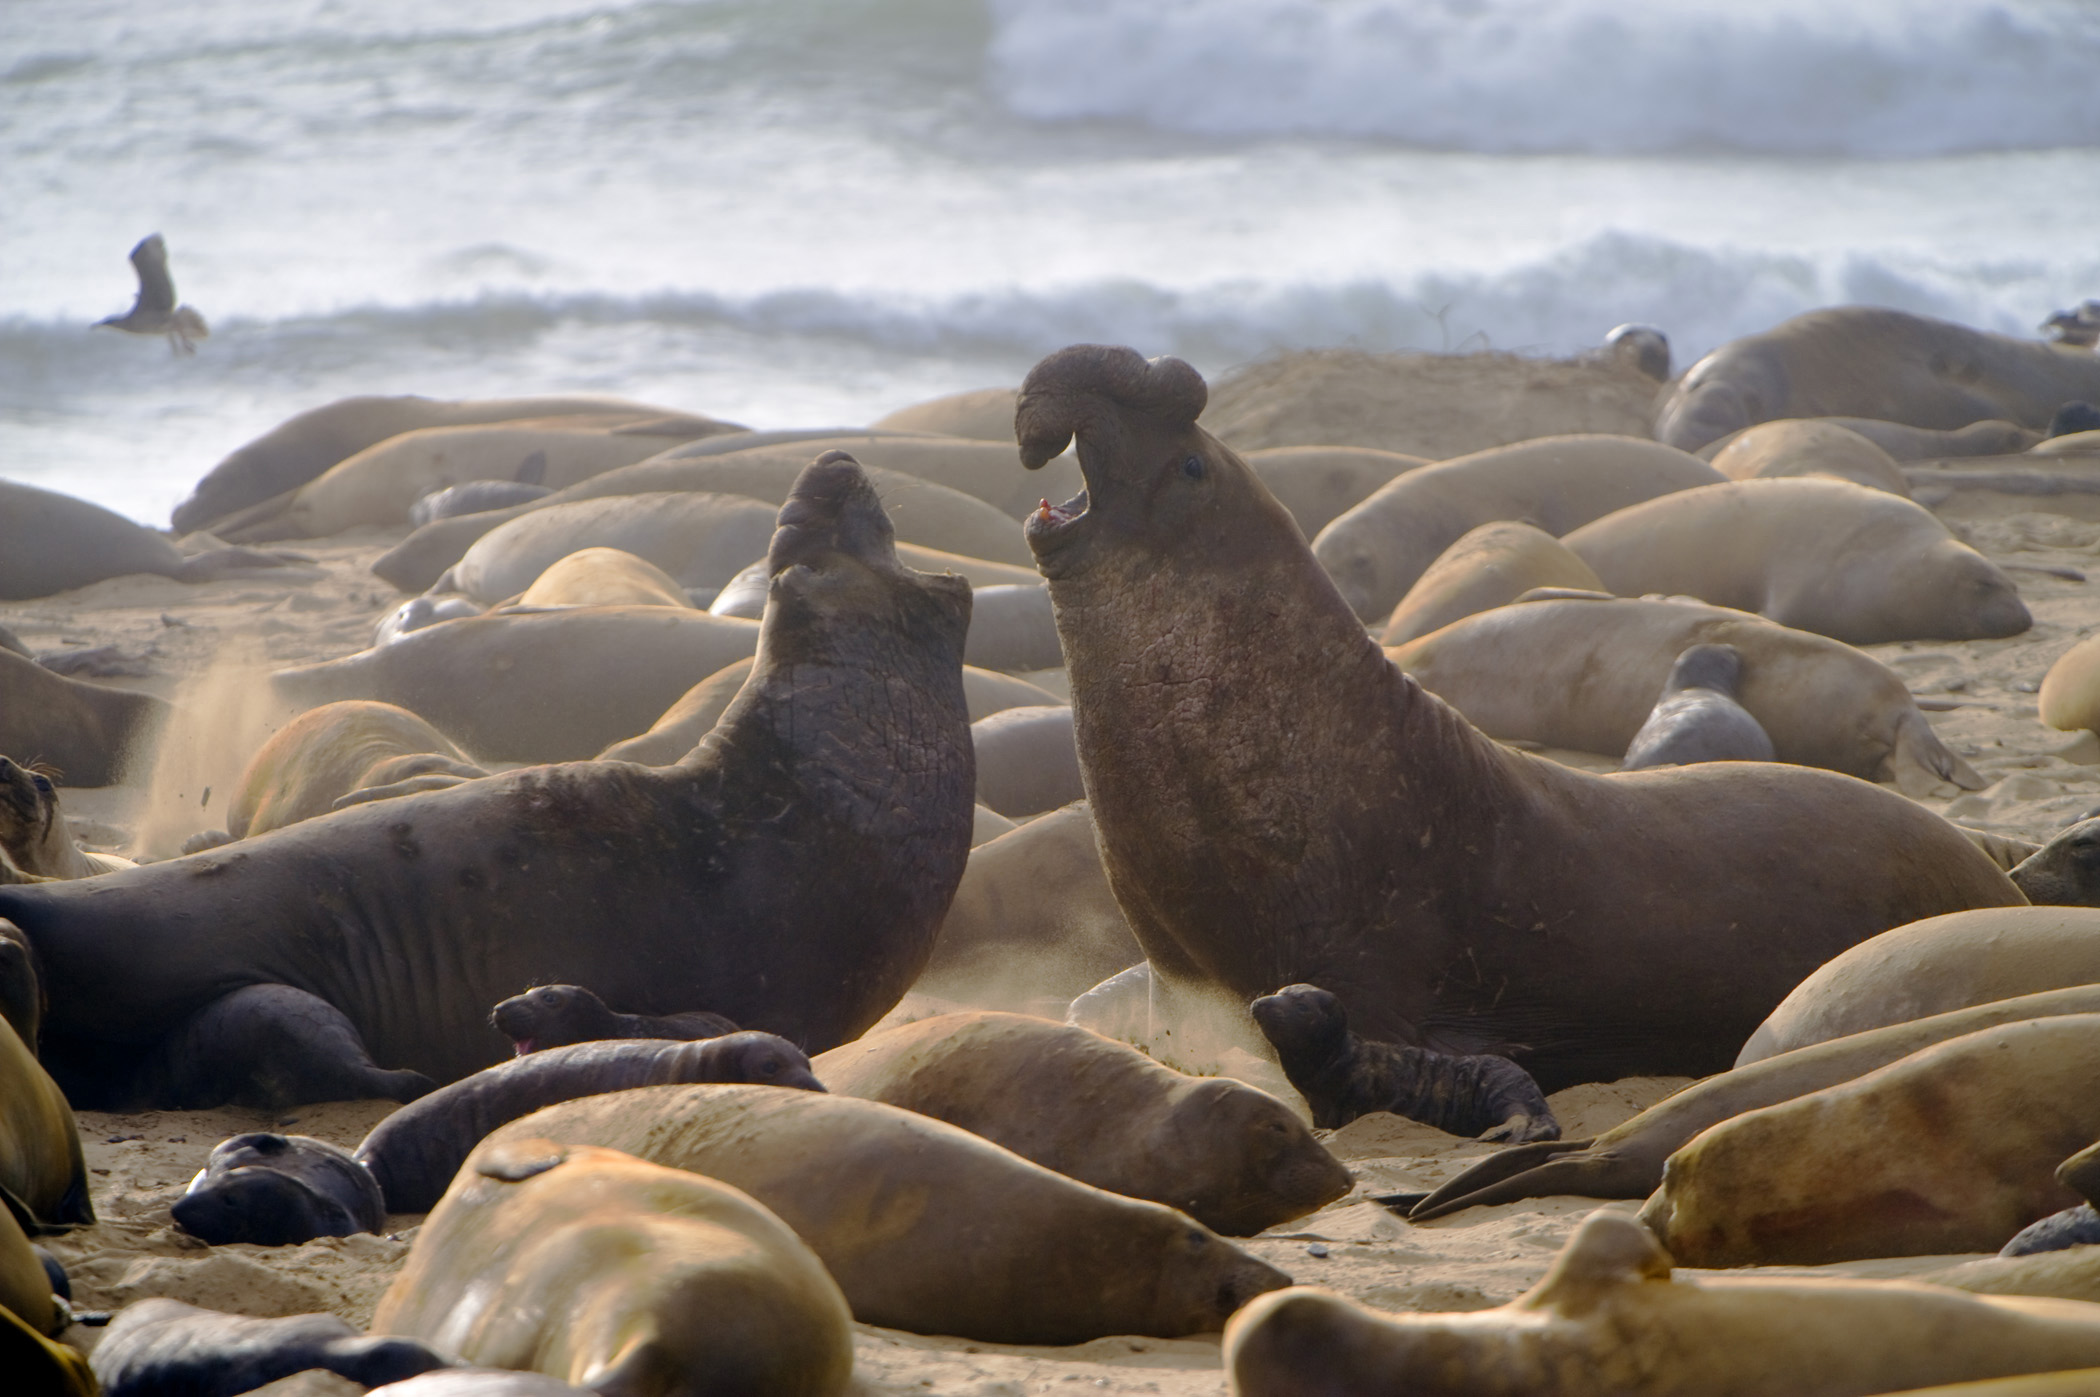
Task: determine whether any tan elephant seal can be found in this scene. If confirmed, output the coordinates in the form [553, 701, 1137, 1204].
[1699, 416, 2042, 463]
[442, 492, 780, 605]
[2042, 635, 2100, 736]
[372, 1139, 851, 1397]
[0, 1008, 92, 1233]
[1738, 908, 2100, 1066]
[0, 479, 306, 602]
[872, 386, 1018, 441]
[1310, 434, 1724, 620]
[811, 1010, 1349, 1235]
[1562, 476, 2030, 644]
[1223, 1210, 2100, 1397]
[512, 547, 693, 609]
[1388, 594, 1984, 792]
[1709, 418, 1914, 495]
[227, 702, 487, 839]
[1378, 520, 1604, 645]
[971, 704, 1080, 817]
[1641, 1015, 2100, 1264]
[1655, 306, 2100, 453]
[636, 432, 1082, 522]
[0, 650, 168, 789]
[486, 1082, 1289, 1344]
[1241, 446, 1427, 537]
[0, 757, 129, 878]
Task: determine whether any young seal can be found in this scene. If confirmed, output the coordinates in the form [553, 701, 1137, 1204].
[2011, 818, 2100, 907]
[490, 984, 738, 1054]
[356, 1032, 821, 1213]
[971, 704, 1081, 817]
[0, 757, 128, 878]
[2002, 1140, 2100, 1258]
[810, 1010, 1351, 1236]
[1707, 418, 1914, 495]
[1013, 345, 2019, 1097]
[410, 478, 554, 527]
[1378, 520, 1605, 646]
[1223, 1211, 2100, 1397]
[0, 454, 975, 1107]
[170, 1132, 385, 1246]
[1618, 643, 1776, 770]
[227, 701, 486, 840]
[2042, 634, 2100, 739]
[512, 546, 694, 609]
[0, 479, 304, 602]
[484, 1082, 1289, 1344]
[90, 1298, 447, 1397]
[1251, 984, 1556, 1143]
[0, 649, 169, 790]
[373, 1140, 852, 1397]
[442, 492, 779, 604]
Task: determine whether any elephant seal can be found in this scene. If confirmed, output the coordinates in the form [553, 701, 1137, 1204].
[369, 1376, 590, 1397]
[511, 546, 694, 609]
[0, 650, 169, 789]
[170, 1132, 384, 1246]
[1378, 520, 1604, 646]
[2012, 818, 2100, 906]
[0, 757, 128, 877]
[1014, 344, 2018, 1093]
[2002, 1142, 2100, 1257]
[1563, 476, 2030, 644]
[1309, 434, 1723, 621]
[971, 704, 1080, 817]
[170, 393, 696, 534]
[1708, 418, 1914, 495]
[1738, 908, 2100, 1065]
[809, 1010, 1350, 1235]
[0, 480, 302, 601]
[1409, 983, 2100, 1222]
[0, 454, 975, 1107]
[374, 1140, 852, 1397]
[873, 386, 1019, 440]
[490, 984, 737, 1054]
[485, 1083, 1288, 1344]
[90, 1299, 448, 1397]
[356, 1033, 822, 1213]
[1641, 1015, 2100, 1265]
[373, 593, 484, 646]
[442, 492, 780, 604]
[0, 1009, 91, 1234]
[962, 582, 1065, 672]
[713, 543, 1038, 619]
[1801, 415, 2043, 460]
[1223, 1210, 2100, 1397]
[1388, 593, 1984, 792]
[1601, 322, 1670, 380]
[1250, 984, 1556, 1142]
[0, 1194, 60, 1336]
[2042, 634, 2100, 736]
[1240, 446, 1427, 537]
[1618, 643, 1775, 769]
[228, 701, 486, 839]
[409, 479, 552, 526]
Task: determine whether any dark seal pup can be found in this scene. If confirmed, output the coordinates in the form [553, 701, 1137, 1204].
[91, 1298, 448, 1397]
[490, 984, 738, 1054]
[0, 454, 975, 1109]
[1013, 345, 2020, 1099]
[2003, 1140, 2100, 1257]
[171, 1133, 385, 1246]
[1619, 643, 1777, 770]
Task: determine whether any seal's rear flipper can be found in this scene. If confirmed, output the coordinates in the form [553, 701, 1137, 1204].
[171, 547, 320, 585]
[1889, 708, 1986, 796]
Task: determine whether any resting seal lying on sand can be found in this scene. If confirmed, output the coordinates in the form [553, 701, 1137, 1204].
[2011, 818, 2100, 906]
[170, 1132, 384, 1246]
[90, 1298, 447, 1397]
[0, 651, 169, 789]
[0, 480, 305, 601]
[1378, 520, 1604, 646]
[227, 701, 486, 839]
[1618, 643, 1775, 769]
[0, 455, 975, 1107]
[1013, 344, 2018, 1095]
[1708, 418, 1914, 495]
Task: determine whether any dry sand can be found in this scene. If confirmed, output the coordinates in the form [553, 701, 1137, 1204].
[7, 469, 2097, 1393]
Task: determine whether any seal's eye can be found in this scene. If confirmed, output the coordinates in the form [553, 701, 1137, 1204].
[30, 776, 51, 796]
[1182, 454, 1204, 480]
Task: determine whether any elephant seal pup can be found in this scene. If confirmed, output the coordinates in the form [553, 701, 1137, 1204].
[170, 1132, 384, 1246]
[1222, 1210, 2100, 1397]
[228, 701, 486, 839]
[2042, 634, 2100, 737]
[441, 492, 780, 604]
[2001, 1142, 2100, 1258]
[1251, 984, 1555, 1142]
[1388, 593, 1983, 792]
[2012, 818, 2100, 906]
[373, 593, 484, 646]
[512, 546, 694, 609]
[0, 1009, 92, 1233]
[809, 1010, 1350, 1235]
[90, 1299, 448, 1397]
[1738, 907, 2100, 1065]
[1310, 434, 1723, 621]
[1563, 477, 2030, 644]
[486, 1083, 1288, 1344]
[1708, 418, 1914, 495]
[0, 650, 169, 789]
[1619, 644, 1775, 769]
[490, 984, 737, 1054]
[1641, 1015, 2100, 1265]
[1654, 306, 2100, 453]
[0, 479, 306, 601]
[0, 455, 975, 1107]
[1015, 345, 2018, 1094]
[971, 704, 1081, 817]
[0, 757, 129, 877]
[410, 478, 553, 526]
[374, 1140, 852, 1397]
[1240, 446, 1427, 537]
[356, 1033, 821, 1213]
[1409, 983, 2100, 1222]
[1378, 520, 1604, 646]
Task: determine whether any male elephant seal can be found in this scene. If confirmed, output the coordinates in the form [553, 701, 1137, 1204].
[484, 1083, 1289, 1344]
[1222, 1210, 2100, 1397]
[1618, 643, 1775, 769]
[1250, 984, 1556, 1142]
[0, 757, 130, 877]
[1013, 345, 2018, 1095]
[1640, 1015, 2100, 1265]
[90, 1299, 448, 1397]
[2012, 819, 2100, 906]
[227, 701, 486, 839]
[170, 1132, 384, 1246]
[490, 984, 737, 1053]
[1378, 520, 1604, 646]
[374, 1140, 852, 1397]
[0, 454, 975, 1107]
[809, 1010, 1350, 1235]
[0, 480, 304, 601]
[355, 1032, 822, 1213]
[1562, 476, 2030, 644]
[1655, 306, 2100, 453]
[1707, 418, 1914, 495]
[0, 650, 169, 789]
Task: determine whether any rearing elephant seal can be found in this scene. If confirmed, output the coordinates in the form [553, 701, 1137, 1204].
[1014, 345, 2018, 1094]
[0, 454, 976, 1106]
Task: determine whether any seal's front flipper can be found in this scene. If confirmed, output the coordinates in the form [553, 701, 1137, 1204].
[142, 984, 435, 1111]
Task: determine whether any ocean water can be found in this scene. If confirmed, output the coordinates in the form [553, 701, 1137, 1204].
[5, 0, 2099, 526]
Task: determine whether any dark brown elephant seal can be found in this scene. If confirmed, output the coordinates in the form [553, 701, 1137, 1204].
[490, 984, 737, 1053]
[810, 1010, 1350, 1235]
[90, 1298, 448, 1397]
[1618, 644, 1775, 770]
[2012, 819, 2100, 906]
[227, 701, 486, 839]
[170, 1132, 384, 1246]
[0, 454, 975, 1108]
[1013, 344, 2020, 1096]
[0, 650, 168, 789]
[1655, 307, 2100, 453]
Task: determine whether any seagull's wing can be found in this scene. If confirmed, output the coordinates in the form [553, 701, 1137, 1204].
[128, 234, 177, 316]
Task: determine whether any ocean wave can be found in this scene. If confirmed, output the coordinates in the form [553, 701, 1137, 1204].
[988, 0, 2100, 156]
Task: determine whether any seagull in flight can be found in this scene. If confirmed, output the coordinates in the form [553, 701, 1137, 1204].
[96, 233, 209, 354]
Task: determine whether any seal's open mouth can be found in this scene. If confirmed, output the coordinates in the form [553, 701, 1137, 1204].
[511, 1037, 535, 1056]
[1024, 487, 1089, 546]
